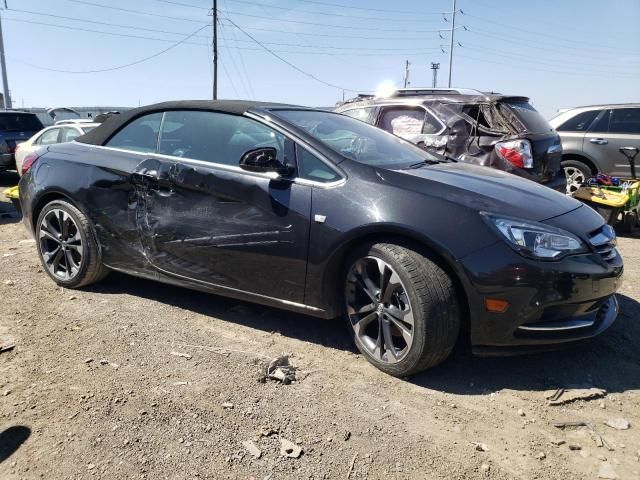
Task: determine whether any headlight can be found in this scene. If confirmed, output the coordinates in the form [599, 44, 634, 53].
[482, 214, 586, 260]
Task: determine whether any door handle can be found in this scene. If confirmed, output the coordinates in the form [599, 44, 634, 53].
[589, 138, 608, 145]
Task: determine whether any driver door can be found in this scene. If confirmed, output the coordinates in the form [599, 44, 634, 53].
[133, 110, 312, 303]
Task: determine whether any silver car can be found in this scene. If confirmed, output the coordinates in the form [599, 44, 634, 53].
[549, 104, 640, 193]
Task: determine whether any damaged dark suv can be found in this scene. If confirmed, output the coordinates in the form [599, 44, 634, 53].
[336, 88, 565, 192]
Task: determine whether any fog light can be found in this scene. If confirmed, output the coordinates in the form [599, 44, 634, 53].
[484, 298, 509, 313]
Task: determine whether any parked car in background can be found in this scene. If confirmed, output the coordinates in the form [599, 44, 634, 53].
[335, 88, 565, 192]
[19, 100, 622, 376]
[549, 104, 640, 193]
[14, 123, 99, 175]
[54, 119, 98, 126]
[0, 111, 44, 171]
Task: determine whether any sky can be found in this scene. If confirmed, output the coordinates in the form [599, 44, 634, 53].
[2, 0, 639, 118]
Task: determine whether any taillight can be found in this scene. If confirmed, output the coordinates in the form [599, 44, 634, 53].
[21, 152, 40, 175]
[495, 139, 533, 169]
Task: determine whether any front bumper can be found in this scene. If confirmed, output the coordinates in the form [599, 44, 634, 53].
[458, 240, 623, 353]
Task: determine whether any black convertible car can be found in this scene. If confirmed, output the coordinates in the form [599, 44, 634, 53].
[19, 101, 623, 376]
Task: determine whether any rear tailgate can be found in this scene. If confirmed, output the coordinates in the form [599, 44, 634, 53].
[497, 99, 563, 188]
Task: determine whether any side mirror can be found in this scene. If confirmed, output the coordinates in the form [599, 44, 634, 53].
[239, 147, 293, 176]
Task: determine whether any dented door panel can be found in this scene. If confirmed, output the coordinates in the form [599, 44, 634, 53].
[133, 157, 311, 302]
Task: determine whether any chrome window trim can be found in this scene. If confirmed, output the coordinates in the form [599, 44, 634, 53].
[375, 103, 447, 136]
[89, 109, 347, 189]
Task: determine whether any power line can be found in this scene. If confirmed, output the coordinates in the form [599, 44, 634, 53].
[220, 9, 448, 33]
[14, 24, 209, 73]
[7, 8, 444, 51]
[5, 17, 442, 58]
[8, 8, 211, 39]
[226, 24, 443, 41]
[461, 44, 640, 71]
[460, 11, 635, 54]
[288, 0, 445, 16]
[220, 0, 443, 23]
[223, 16, 358, 92]
[455, 52, 638, 79]
[67, 0, 204, 23]
[4, 17, 209, 46]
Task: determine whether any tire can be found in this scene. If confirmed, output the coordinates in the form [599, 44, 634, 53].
[343, 242, 461, 377]
[562, 159, 592, 195]
[36, 199, 109, 288]
[623, 211, 637, 234]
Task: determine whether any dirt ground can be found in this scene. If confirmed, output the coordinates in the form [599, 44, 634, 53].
[1, 170, 639, 480]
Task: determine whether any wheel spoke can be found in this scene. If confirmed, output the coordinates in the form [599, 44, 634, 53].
[42, 216, 61, 239]
[381, 320, 398, 359]
[43, 245, 61, 264]
[39, 229, 60, 243]
[382, 271, 402, 304]
[50, 248, 64, 271]
[387, 314, 413, 347]
[352, 311, 378, 337]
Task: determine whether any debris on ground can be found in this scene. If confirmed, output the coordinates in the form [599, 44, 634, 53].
[545, 387, 606, 405]
[472, 442, 489, 452]
[553, 421, 614, 451]
[347, 453, 357, 478]
[517, 409, 525, 417]
[280, 438, 303, 458]
[568, 444, 582, 451]
[604, 418, 630, 430]
[241, 440, 262, 459]
[598, 462, 619, 479]
[222, 402, 234, 409]
[4, 279, 14, 286]
[0, 342, 15, 354]
[170, 351, 192, 360]
[536, 452, 546, 460]
[265, 356, 297, 384]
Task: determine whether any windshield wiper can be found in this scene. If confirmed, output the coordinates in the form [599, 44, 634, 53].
[407, 159, 447, 169]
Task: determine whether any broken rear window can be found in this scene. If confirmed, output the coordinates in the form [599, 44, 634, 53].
[498, 101, 552, 134]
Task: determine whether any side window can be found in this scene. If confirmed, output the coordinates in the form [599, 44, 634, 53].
[61, 127, 81, 143]
[588, 109, 611, 133]
[106, 112, 162, 152]
[609, 108, 640, 134]
[158, 110, 286, 166]
[36, 128, 60, 145]
[379, 107, 425, 138]
[556, 110, 599, 132]
[341, 107, 376, 125]
[296, 146, 339, 183]
[423, 110, 443, 134]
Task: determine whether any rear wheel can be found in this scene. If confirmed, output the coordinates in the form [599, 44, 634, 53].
[562, 159, 592, 194]
[344, 242, 460, 376]
[36, 200, 109, 288]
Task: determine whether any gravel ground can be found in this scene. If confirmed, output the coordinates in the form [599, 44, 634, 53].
[1, 170, 639, 480]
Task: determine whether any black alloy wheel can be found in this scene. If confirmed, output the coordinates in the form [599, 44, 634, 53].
[36, 200, 109, 288]
[344, 242, 461, 376]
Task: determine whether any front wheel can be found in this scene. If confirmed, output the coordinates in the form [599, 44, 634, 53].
[344, 243, 461, 376]
[36, 199, 109, 288]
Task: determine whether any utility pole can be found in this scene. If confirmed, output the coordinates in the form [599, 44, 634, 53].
[0, 1, 12, 110]
[447, 0, 456, 87]
[430, 62, 440, 88]
[212, 0, 218, 100]
[403, 60, 410, 88]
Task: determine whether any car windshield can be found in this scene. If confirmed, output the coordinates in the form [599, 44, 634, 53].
[272, 109, 443, 167]
[498, 101, 553, 134]
[0, 113, 43, 132]
[81, 126, 97, 133]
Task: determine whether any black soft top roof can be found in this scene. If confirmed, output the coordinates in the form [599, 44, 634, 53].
[77, 99, 299, 146]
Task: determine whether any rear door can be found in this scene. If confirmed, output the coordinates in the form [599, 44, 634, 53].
[133, 110, 312, 303]
[583, 107, 640, 176]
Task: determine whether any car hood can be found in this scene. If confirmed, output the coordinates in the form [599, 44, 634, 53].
[387, 162, 582, 222]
